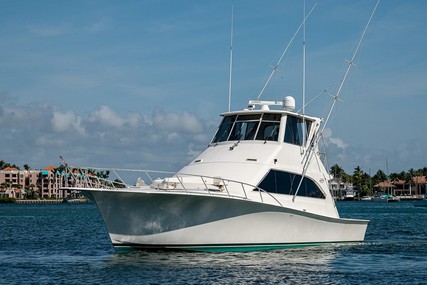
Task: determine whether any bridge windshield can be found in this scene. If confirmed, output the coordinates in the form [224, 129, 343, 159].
[212, 113, 281, 143]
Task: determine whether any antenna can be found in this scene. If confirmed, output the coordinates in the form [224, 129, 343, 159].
[302, 0, 307, 147]
[257, 3, 317, 100]
[228, 6, 234, 112]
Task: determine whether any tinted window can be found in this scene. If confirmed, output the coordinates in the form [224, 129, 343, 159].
[228, 114, 262, 141]
[257, 169, 325, 199]
[255, 122, 280, 141]
[212, 115, 236, 143]
[284, 116, 312, 146]
[229, 121, 259, 141]
[212, 113, 283, 143]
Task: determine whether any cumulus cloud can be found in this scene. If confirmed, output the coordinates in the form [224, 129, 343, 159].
[152, 109, 204, 134]
[88, 105, 141, 128]
[52, 110, 86, 136]
[322, 128, 348, 150]
[0, 102, 216, 171]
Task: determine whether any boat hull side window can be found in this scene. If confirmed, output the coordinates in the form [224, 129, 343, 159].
[257, 170, 325, 199]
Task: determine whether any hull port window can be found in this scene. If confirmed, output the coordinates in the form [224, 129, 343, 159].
[284, 115, 312, 146]
[257, 170, 325, 199]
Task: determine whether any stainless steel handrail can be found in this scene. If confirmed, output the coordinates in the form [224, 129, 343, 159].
[64, 166, 283, 207]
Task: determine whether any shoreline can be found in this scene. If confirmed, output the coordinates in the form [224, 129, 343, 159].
[13, 199, 91, 204]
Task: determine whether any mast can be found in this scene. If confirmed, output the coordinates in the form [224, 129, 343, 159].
[228, 6, 234, 112]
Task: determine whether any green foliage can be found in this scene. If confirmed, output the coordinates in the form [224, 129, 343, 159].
[24, 184, 38, 199]
[0, 160, 20, 170]
[329, 163, 427, 197]
[0, 197, 16, 203]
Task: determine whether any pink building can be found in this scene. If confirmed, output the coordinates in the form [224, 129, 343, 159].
[0, 166, 72, 199]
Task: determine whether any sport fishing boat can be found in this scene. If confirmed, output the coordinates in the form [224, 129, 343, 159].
[64, 97, 368, 252]
[63, 2, 380, 252]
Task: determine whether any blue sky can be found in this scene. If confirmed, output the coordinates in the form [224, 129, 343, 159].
[0, 0, 426, 175]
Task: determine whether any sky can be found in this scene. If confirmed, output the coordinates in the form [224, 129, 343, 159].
[0, 0, 426, 176]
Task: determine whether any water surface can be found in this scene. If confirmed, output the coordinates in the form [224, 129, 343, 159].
[1, 201, 426, 284]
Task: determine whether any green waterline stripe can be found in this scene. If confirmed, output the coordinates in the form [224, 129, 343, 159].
[112, 241, 363, 253]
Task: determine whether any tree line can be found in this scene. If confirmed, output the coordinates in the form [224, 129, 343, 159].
[2, 159, 426, 198]
[330, 164, 427, 197]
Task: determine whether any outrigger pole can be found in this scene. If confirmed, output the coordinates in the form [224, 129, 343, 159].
[293, 0, 381, 202]
[257, 3, 317, 100]
[321, 0, 381, 133]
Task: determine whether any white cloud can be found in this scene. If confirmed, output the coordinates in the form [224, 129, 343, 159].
[88, 105, 141, 128]
[52, 110, 86, 136]
[153, 110, 203, 133]
[322, 128, 348, 150]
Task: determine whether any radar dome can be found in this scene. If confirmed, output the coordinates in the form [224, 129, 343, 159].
[283, 96, 295, 111]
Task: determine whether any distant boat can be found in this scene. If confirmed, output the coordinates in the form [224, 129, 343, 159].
[372, 194, 400, 203]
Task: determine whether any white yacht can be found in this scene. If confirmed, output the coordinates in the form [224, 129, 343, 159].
[65, 98, 368, 252]
[63, 2, 381, 252]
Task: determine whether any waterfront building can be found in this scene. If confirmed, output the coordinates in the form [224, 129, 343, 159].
[0, 166, 82, 199]
[374, 176, 426, 199]
[329, 179, 357, 200]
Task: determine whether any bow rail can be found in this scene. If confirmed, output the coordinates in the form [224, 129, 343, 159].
[62, 166, 283, 207]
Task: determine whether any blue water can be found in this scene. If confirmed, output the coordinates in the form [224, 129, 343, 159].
[0, 202, 426, 284]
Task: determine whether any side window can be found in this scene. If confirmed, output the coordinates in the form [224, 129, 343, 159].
[257, 170, 325, 199]
[284, 116, 312, 146]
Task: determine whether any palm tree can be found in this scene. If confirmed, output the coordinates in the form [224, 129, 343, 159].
[25, 184, 37, 199]
[373, 169, 387, 185]
[352, 166, 365, 195]
[330, 164, 346, 180]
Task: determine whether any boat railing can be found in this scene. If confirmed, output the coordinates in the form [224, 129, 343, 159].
[62, 166, 283, 207]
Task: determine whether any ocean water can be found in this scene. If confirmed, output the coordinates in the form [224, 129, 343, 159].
[0, 201, 426, 284]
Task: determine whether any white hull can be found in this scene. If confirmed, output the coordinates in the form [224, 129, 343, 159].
[83, 188, 368, 252]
